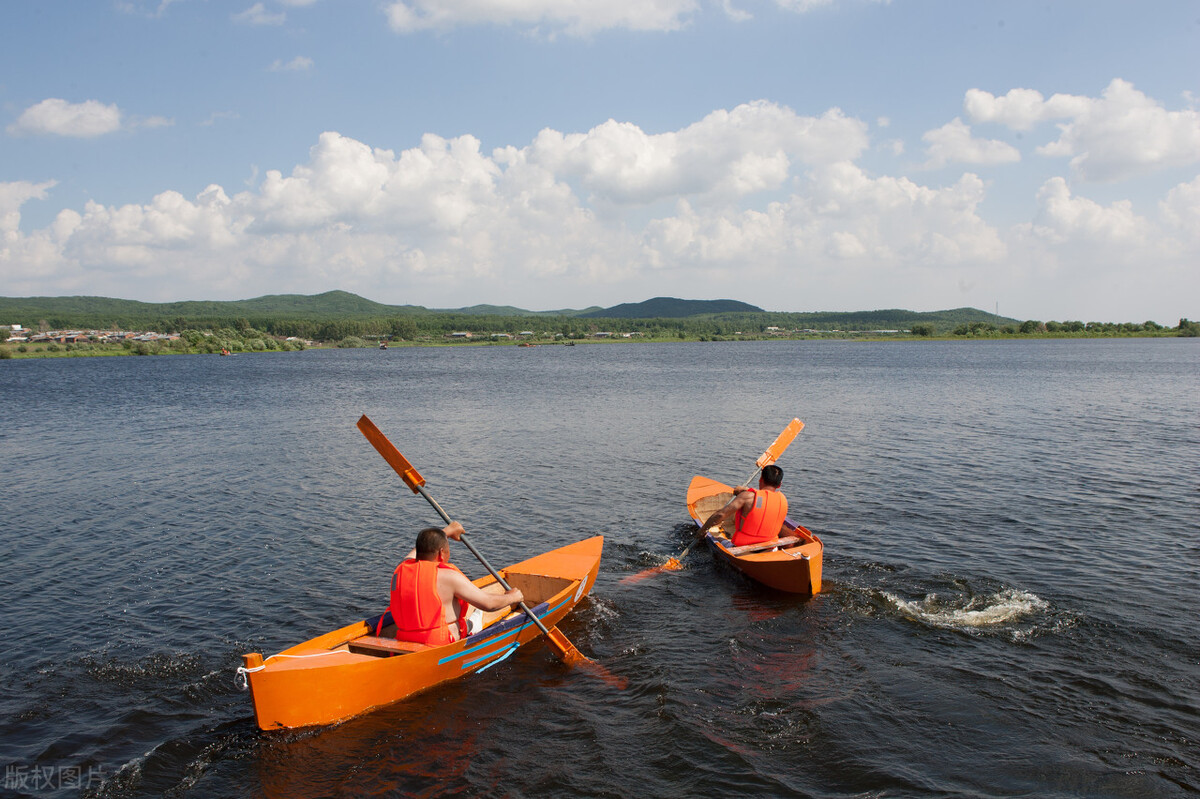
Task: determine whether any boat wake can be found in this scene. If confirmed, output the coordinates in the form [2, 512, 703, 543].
[834, 559, 1061, 640]
[883, 587, 1048, 631]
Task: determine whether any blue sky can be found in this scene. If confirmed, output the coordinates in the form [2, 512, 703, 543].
[2, 1, 1198, 323]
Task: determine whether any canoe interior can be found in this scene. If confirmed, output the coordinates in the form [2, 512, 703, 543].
[693, 491, 737, 535]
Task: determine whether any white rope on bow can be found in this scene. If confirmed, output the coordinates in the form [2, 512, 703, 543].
[234, 651, 346, 689]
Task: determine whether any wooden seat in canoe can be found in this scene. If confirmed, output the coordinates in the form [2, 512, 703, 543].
[723, 535, 805, 556]
[348, 635, 432, 657]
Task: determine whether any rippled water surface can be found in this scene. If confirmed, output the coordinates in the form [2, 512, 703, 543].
[2, 339, 1197, 798]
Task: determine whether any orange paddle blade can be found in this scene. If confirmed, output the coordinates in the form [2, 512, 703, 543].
[619, 568, 660, 585]
[618, 538, 695, 585]
[546, 628, 627, 688]
[618, 559, 680, 585]
[357, 415, 426, 492]
[545, 627, 585, 665]
[755, 418, 804, 469]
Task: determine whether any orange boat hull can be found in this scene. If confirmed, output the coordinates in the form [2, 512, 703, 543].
[686, 476, 823, 595]
[241, 535, 604, 730]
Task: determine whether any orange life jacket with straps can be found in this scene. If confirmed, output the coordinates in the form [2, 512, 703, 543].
[383, 559, 470, 645]
[733, 488, 788, 547]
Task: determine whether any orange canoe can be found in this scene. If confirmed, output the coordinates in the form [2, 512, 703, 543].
[240, 535, 604, 730]
[686, 476, 822, 595]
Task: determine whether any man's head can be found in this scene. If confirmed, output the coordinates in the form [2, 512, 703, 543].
[760, 464, 783, 488]
[415, 526, 449, 561]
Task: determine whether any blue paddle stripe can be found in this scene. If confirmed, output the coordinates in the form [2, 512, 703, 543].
[440, 625, 526, 666]
[469, 643, 519, 672]
[438, 596, 573, 668]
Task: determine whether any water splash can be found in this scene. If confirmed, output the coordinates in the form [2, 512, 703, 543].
[884, 587, 1048, 630]
[82, 651, 205, 686]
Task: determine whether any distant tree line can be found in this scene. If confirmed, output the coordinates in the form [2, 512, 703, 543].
[3, 308, 1197, 354]
[939, 319, 1196, 338]
[206, 313, 1200, 341]
[0, 326, 306, 359]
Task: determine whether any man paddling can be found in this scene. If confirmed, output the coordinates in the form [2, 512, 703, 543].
[695, 465, 788, 548]
[386, 522, 524, 645]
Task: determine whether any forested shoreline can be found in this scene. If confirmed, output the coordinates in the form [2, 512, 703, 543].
[3, 317, 1196, 360]
[2, 291, 1195, 359]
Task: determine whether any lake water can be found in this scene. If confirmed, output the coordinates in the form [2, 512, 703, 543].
[1, 339, 1197, 798]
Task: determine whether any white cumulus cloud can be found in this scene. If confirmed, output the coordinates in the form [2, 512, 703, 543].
[964, 87, 1088, 131]
[1027, 177, 1151, 247]
[269, 56, 314, 72]
[7, 99, 123, 138]
[1003, 176, 1193, 321]
[382, 0, 881, 33]
[1158, 175, 1200, 239]
[234, 3, 286, 25]
[773, 0, 836, 11]
[384, 0, 700, 35]
[0, 180, 58, 235]
[921, 118, 1021, 169]
[524, 101, 868, 205]
[1037, 79, 1200, 182]
[966, 80, 1200, 182]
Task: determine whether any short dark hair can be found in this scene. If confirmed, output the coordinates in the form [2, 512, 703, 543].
[760, 465, 783, 487]
[415, 527, 448, 559]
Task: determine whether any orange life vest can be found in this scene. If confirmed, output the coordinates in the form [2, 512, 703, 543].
[733, 488, 788, 547]
[385, 559, 469, 645]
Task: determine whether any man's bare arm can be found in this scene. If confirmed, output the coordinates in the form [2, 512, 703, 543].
[444, 570, 524, 612]
[697, 490, 752, 535]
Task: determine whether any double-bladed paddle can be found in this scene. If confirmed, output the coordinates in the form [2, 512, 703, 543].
[357, 414, 623, 686]
[620, 418, 804, 583]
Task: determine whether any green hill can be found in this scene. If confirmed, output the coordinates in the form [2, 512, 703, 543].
[582, 297, 763, 318]
[0, 291, 424, 322]
[761, 307, 1020, 330]
[219, 290, 422, 315]
[452, 304, 604, 317]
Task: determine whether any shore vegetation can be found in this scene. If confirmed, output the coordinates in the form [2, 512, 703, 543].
[2, 293, 1195, 360]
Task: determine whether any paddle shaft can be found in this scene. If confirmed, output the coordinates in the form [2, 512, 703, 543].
[413, 483, 555, 639]
[671, 537, 702, 564]
[738, 465, 764, 491]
